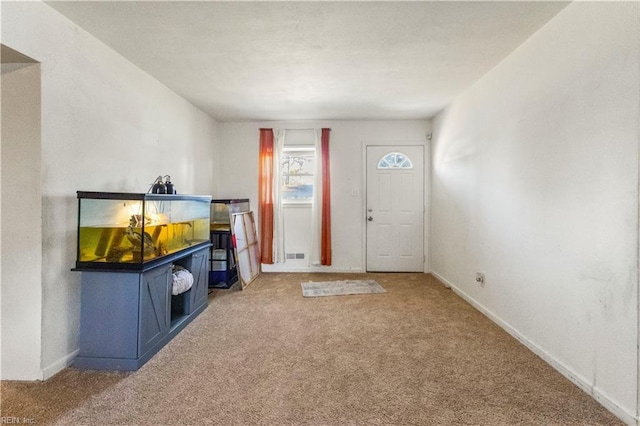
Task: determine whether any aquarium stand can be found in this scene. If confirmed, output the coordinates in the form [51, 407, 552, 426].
[74, 245, 210, 371]
[73, 191, 213, 371]
[209, 230, 238, 288]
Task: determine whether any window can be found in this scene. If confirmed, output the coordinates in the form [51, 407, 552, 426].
[377, 152, 413, 169]
[281, 146, 315, 202]
[259, 127, 331, 266]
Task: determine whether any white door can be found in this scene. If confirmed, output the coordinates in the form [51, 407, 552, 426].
[366, 145, 424, 272]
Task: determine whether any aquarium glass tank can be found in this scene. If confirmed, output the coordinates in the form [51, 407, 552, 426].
[210, 199, 250, 231]
[75, 192, 211, 270]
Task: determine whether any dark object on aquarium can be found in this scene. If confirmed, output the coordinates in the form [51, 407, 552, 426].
[151, 176, 166, 194]
[164, 175, 176, 194]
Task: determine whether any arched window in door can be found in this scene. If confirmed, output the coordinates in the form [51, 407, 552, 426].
[377, 152, 414, 169]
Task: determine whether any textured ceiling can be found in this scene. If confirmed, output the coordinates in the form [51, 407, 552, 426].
[46, 1, 568, 122]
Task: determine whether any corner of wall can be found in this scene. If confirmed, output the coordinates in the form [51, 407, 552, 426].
[41, 349, 79, 380]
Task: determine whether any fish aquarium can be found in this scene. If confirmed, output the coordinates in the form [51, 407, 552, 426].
[210, 199, 250, 231]
[75, 192, 212, 270]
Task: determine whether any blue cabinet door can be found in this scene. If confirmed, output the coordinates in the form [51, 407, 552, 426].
[79, 272, 139, 359]
[189, 248, 209, 312]
[138, 265, 171, 357]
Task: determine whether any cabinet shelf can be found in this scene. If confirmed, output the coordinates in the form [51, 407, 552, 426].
[209, 230, 238, 288]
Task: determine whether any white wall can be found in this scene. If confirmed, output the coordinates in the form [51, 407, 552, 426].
[281, 204, 312, 267]
[1, 63, 42, 380]
[217, 120, 430, 272]
[1, 2, 219, 379]
[431, 2, 639, 423]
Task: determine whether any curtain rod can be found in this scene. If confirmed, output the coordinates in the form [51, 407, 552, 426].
[259, 128, 331, 131]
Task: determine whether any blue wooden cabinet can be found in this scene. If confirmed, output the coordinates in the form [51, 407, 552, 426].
[74, 246, 210, 371]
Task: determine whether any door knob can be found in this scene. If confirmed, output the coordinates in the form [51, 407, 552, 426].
[367, 216, 373, 222]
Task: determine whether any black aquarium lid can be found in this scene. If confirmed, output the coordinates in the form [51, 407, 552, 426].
[211, 198, 250, 204]
[77, 191, 212, 202]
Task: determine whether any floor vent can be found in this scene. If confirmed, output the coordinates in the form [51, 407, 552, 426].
[286, 253, 305, 260]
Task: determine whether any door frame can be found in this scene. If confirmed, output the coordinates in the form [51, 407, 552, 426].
[361, 140, 430, 273]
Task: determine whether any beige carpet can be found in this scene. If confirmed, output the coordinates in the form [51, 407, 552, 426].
[1, 273, 623, 425]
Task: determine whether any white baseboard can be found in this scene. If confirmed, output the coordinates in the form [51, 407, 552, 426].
[41, 349, 79, 380]
[261, 265, 366, 274]
[430, 271, 636, 426]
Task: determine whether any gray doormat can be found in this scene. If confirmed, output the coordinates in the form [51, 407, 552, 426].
[301, 279, 386, 297]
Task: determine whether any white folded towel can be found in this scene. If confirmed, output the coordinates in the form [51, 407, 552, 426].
[172, 269, 194, 295]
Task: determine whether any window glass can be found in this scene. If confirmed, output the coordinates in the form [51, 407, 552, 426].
[377, 152, 413, 169]
[282, 148, 315, 201]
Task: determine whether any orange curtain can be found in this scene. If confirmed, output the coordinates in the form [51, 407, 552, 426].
[321, 128, 332, 265]
[258, 128, 274, 264]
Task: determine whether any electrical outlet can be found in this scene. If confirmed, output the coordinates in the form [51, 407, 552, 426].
[475, 272, 485, 287]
